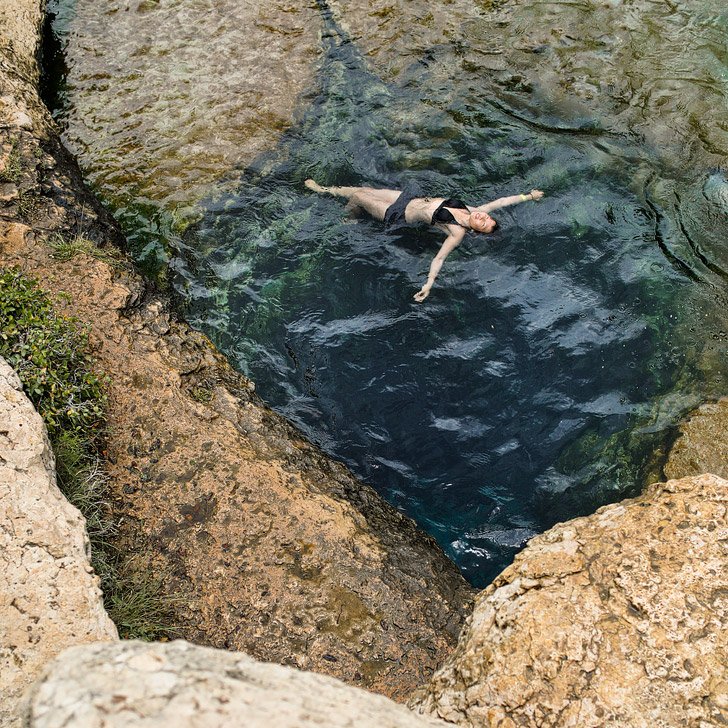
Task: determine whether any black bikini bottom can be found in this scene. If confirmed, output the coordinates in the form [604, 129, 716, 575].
[383, 186, 421, 229]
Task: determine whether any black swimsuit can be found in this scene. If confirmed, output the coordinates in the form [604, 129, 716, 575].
[431, 198, 470, 226]
[384, 191, 469, 229]
[383, 189, 419, 229]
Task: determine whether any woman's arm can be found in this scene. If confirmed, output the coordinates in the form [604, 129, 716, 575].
[414, 230, 465, 302]
[473, 189, 544, 213]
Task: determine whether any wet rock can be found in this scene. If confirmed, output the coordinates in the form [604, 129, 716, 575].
[24, 640, 451, 728]
[330, 0, 727, 169]
[411, 474, 728, 727]
[0, 358, 118, 728]
[703, 171, 728, 213]
[664, 398, 728, 481]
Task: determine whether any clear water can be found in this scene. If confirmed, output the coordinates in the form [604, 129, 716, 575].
[48, 0, 728, 586]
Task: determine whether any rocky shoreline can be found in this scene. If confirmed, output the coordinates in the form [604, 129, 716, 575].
[0, 0, 473, 704]
[1, 1, 726, 726]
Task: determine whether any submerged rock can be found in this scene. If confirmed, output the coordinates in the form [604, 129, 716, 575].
[49, 0, 324, 207]
[0, 358, 118, 728]
[411, 474, 728, 727]
[703, 171, 728, 213]
[24, 640, 451, 728]
[331, 0, 728, 168]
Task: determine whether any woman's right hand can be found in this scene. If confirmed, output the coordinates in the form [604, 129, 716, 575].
[530, 189, 544, 200]
[414, 286, 430, 302]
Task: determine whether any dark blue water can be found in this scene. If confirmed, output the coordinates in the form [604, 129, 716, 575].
[166, 8, 716, 587]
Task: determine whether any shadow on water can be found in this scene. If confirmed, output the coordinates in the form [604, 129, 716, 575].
[166, 4, 717, 586]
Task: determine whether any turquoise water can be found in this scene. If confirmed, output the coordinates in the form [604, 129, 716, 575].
[47, 0, 728, 586]
[170, 7, 724, 586]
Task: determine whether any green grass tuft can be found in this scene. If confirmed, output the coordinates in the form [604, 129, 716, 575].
[0, 268, 176, 640]
[0, 268, 107, 439]
[0, 141, 22, 183]
[45, 231, 129, 269]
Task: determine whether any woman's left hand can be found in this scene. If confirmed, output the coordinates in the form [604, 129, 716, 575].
[530, 189, 544, 200]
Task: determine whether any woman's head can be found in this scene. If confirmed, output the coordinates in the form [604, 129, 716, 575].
[468, 210, 497, 233]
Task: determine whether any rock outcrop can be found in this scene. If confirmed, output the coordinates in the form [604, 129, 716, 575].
[24, 640, 451, 728]
[411, 474, 728, 728]
[0, 0, 472, 700]
[0, 358, 118, 728]
[664, 398, 728, 481]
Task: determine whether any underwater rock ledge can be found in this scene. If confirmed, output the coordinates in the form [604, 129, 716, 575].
[0, 0, 473, 702]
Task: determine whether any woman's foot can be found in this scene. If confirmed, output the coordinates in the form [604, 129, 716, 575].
[304, 179, 327, 193]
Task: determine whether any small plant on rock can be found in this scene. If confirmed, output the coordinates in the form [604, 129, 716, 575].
[0, 268, 106, 438]
[0, 141, 23, 183]
[45, 231, 128, 269]
[0, 268, 174, 640]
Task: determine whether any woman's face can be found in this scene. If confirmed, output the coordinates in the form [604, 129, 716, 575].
[469, 210, 496, 233]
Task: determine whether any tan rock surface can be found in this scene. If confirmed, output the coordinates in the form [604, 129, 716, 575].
[0, 0, 43, 83]
[24, 640, 452, 728]
[0, 0, 473, 701]
[0, 358, 118, 728]
[412, 474, 728, 728]
[664, 398, 728, 481]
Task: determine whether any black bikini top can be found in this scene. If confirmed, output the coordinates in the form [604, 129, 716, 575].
[431, 198, 470, 226]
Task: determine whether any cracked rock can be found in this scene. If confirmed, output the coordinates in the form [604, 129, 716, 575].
[0, 357, 118, 728]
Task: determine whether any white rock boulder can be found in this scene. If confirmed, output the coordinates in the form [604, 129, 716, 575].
[24, 640, 450, 728]
[0, 357, 118, 727]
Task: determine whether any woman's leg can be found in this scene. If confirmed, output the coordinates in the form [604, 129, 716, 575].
[305, 180, 402, 221]
[305, 180, 401, 204]
[305, 179, 362, 198]
[349, 188, 404, 220]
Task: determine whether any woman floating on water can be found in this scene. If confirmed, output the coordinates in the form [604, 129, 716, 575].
[305, 179, 544, 302]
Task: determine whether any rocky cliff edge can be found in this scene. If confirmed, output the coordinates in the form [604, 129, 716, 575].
[411, 473, 727, 727]
[0, 357, 118, 728]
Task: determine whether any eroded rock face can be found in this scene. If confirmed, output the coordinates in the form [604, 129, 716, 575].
[0, 358, 118, 728]
[665, 398, 728, 481]
[0, 0, 43, 83]
[24, 640, 451, 728]
[411, 474, 728, 728]
[0, 0, 473, 701]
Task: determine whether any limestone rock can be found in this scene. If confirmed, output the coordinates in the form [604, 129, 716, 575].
[0, 0, 43, 83]
[412, 474, 727, 728]
[664, 398, 728, 481]
[24, 640, 450, 728]
[0, 357, 118, 728]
